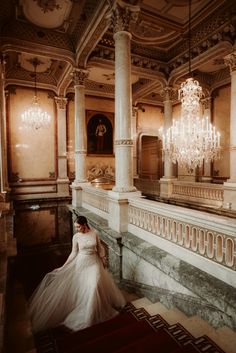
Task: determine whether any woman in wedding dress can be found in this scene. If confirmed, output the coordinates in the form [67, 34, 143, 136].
[28, 216, 126, 333]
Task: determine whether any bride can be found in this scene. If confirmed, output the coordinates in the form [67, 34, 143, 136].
[28, 215, 126, 333]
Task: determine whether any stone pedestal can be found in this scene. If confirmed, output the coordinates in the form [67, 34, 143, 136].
[223, 182, 236, 210]
[159, 177, 176, 198]
[108, 190, 141, 232]
[71, 183, 82, 208]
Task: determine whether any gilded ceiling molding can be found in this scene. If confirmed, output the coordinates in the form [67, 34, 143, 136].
[111, 0, 139, 34]
[224, 52, 236, 72]
[71, 68, 89, 86]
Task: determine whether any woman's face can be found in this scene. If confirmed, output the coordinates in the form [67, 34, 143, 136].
[74, 222, 86, 233]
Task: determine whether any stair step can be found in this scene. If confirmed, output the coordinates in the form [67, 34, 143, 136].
[180, 315, 217, 339]
[214, 326, 236, 353]
[144, 302, 168, 315]
[157, 308, 188, 325]
[131, 297, 152, 308]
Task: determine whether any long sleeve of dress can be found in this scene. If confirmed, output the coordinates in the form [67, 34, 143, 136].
[96, 233, 107, 267]
[96, 233, 106, 258]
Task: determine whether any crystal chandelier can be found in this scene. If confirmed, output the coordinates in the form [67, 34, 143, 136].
[160, 0, 221, 169]
[21, 58, 51, 130]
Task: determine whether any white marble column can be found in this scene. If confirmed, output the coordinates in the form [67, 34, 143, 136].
[55, 96, 70, 196]
[0, 54, 9, 199]
[108, 2, 140, 232]
[70, 68, 89, 207]
[132, 106, 138, 178]
[223, 51, 236, 209]
[201, 97, 212, 183]
[160, 87, 176, 198]
[112, 30, 136, 193]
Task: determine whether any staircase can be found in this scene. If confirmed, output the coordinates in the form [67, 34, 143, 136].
[33, 295, 236, 353]
[5, 248, 236, 353]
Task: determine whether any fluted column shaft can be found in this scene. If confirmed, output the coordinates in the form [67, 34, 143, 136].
[0, 55, 9, 197]
[72, 69, 89, 183]
[55, 97, 69, 195]
[202, 97, 212, 182]
[223, 52, 236, 210]
[225, 53, 236, 182]
[162, 87, 175, 178]
[113, 30, 136, 192]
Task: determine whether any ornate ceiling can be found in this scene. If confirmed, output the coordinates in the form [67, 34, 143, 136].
[1, 0, 236, 105]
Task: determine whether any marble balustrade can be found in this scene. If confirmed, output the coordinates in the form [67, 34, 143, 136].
[82, 186, 109, 219]
[171, 181, 223, 207]
[80, 185, 236, 287]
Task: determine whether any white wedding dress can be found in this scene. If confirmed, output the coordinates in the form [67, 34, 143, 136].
[28, 228, 126, 333]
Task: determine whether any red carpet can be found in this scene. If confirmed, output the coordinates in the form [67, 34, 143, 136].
[34, 304, 225, 353]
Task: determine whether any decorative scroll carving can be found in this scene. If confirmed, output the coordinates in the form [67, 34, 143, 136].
[160, 86, 176, 101]
[224, 52, 236, 73]
[54, 96, 67, 109]
[115, 139, 133, 145]
[111, 1, 140, 33]
[71, 68, 89, 86]
[201, 97, 211, 110]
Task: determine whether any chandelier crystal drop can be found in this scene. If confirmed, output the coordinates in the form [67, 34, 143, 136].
[21, 95, 51, 130]
[21, 58, 51, 130]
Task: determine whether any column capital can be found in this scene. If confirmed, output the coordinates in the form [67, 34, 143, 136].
[201, 96, 212, 110]
[160, 86, 176, 102]
[71, 68, 89, 86]
[111, 1, 139, 34]
[54, 96, 68, 110]
[224, 52, 236, 73]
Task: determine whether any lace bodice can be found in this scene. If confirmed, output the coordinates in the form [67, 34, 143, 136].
[66, 228, 106, 262]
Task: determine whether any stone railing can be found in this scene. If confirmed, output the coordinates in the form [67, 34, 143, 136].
[171, 181, 223, 207]
[134, 178, 160, 199]
[82, 186, 109, 218]
[127, 197, 236, 287]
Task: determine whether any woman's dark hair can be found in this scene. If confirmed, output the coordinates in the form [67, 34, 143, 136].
[75, 216, 90, 228]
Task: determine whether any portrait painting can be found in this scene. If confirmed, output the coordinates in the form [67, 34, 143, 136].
[87, 111, 114, 155]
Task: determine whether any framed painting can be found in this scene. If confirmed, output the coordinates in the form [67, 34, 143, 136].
[86, 110, 114, 155]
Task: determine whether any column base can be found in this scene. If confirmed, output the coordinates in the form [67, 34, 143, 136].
[223, 181, 236, 210]
[108, 190, 141, 232]
[159, 177, 177, 199]
[57, 178, 70, 196]
[201, 176, 213, 183]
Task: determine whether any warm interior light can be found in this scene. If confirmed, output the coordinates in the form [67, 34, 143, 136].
[160, 1, 221, 169]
